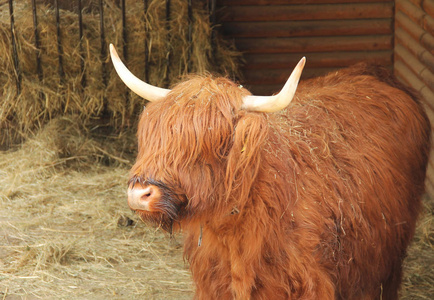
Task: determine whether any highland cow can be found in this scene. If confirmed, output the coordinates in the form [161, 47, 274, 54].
[110, 44, 431, 300]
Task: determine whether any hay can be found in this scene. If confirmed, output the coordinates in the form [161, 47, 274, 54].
[0, 0, 242, 146]
[0, 2, 431, 297]
[0, 117, 432, 298]
[399, 194, 434, 299]
[0, 117, 194, 299]
[0, 1, 240, 296]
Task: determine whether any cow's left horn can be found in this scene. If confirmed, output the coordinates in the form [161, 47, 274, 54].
[109, 44, 170, 101]
[241, 57, 306, 112]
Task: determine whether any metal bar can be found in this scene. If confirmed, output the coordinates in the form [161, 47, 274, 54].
[209, 0, 216, 62]
[78, 0, 86, 89]
[99, 0, 108, 89]
[143, 0, 149, 82]
[187, 0, 192, 72]
[55, 0, 65, 84]
[164, 0, 171, 88]
[31, 0, 43, 84]
[121, 0, 130, 118]
[8, 0, 21, 94]
[121, 0, 127, 61]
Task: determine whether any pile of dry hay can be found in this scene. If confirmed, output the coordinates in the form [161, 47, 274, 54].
[399, 195, 434, 299]
[0, 0, 241, 146]
[0, 118, 432, 298]
[0, 117, 194, 298]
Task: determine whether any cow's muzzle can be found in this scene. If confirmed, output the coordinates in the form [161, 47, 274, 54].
[127, 185, 161, 212]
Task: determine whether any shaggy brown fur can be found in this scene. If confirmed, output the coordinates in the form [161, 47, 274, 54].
[129, 64, 431, 299]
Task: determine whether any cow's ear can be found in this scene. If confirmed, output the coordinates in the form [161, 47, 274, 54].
[224, 113, 268, 205]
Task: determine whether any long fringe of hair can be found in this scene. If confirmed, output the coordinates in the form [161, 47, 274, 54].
[131, 66, 431, 299]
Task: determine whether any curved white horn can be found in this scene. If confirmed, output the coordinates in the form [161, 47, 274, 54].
[241, 57, 306, 112]
[109, 44, 170, 101]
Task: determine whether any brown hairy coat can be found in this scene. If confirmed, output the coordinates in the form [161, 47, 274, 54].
[129, 64, 431, 299]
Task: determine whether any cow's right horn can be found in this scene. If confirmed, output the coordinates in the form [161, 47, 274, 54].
[109, 44, 170, 102]
[241, 57, 306, 112]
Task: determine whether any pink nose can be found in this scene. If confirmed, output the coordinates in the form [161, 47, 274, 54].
[127, 185, 160, 211]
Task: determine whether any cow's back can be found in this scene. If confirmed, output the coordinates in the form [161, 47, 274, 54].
[275, 65, 431, 299]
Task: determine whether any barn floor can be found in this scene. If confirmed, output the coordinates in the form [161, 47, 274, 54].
[0, 119, 194, 299]
[0, 166, 194, 299]
[0, 118, 432, 299]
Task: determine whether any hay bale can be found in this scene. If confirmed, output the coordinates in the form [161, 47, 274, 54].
[0, 0, 242, 146]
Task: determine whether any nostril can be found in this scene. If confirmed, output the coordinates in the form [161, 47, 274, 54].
[141, 187, 153, 200]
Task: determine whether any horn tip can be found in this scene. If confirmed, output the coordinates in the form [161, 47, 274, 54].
[109, 44, 120, 61]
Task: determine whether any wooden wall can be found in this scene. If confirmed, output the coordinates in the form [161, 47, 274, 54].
[217, 0, 395, 94]
[394, 0, 434, 197]
[217, 0, 433, 198]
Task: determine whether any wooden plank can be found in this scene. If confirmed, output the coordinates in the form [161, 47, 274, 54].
[397, 0, 424, 20]
[395, 28, 434, 72]
[423, 0, 434, 16]
[429, 150, 434, 172]
[218, 0, 393, 5]
[395, 45, 434, 91]
[426, 180, 434, 200]
[426, 165, 434, 192]
[422, 98, 434, 128]
[407, 0, 422, 6]
[396, 0, 434, 36]
[242, 51, 392, 69]
[234, 35, 393, 53]
[424, 14, 434, 37]
[395, 60, 434, 113]
[424, 156, 433, 200]
[420, 99, 434, 130]
[221, 19, 392, 38]
[243, 67, 339, 85]
[243, 69, 338, 95]
[245, 65, 398, 96]
[428, 161, 434, 173]
[218, 3, 393, 22]
[248, 84, 288, 95]
[426, 153, 434, 174]
[395, 11, 434, 54]
[406, 0, 434, 16]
